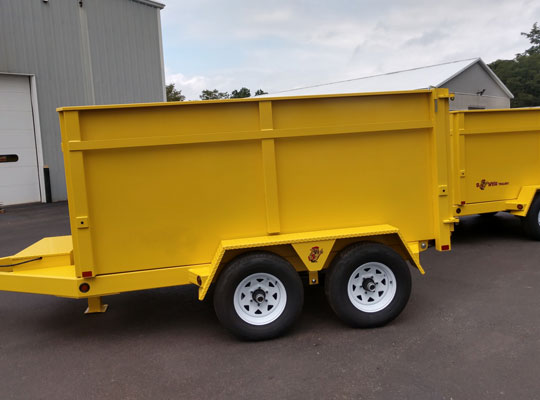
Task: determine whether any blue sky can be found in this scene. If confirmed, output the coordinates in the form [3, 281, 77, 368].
[160, 0, 538, 100]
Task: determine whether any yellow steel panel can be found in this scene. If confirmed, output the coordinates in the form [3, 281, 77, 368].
[430, 90, 453, 251]
[259, 102, 280, 233]
[452, 108, 540, 209]
[12, 236, 72, 258]
[0, 90, 451, 300]
[66, 120, 434, 152]
[62, 111, 95, 278]
[0, 262, 210, 299]
[0, 266, 79, 297]
[76, 102, 261, 142]
[258, 101, 273, 131]
[57, 89, 435, 113]
[261, 139, 281, 234]
[463, 132, 539, 203]
[221, 224, 399, 247]
[457, 201, 509, 216]
[274, 129, 434, 240]
[271, 92, 432, 130]
[57, 90, 448, 279]
[0, 236, 73, 272]
[508, 185, 540, 216]
[84, 141, 268, 274]
[458, 107, 540, 133]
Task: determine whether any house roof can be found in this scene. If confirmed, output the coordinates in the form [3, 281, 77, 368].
[260, 58, 513, 99]
[131, 0, 165, 9]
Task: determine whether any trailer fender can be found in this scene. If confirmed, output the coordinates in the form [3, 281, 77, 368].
[198, 224, 425, 300]
[508, 185, 540, 217]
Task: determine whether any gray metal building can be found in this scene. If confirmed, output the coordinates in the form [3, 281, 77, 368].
[0, 0, 166, 204]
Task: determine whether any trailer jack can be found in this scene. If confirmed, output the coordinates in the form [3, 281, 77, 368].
[85, 297, 108, 314]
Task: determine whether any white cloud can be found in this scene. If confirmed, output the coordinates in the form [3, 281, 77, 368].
[161, 0, 538, 98]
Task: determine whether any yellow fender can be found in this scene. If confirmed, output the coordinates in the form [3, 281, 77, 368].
[198, 224, 425, 300]
[507, 185, 540, 217]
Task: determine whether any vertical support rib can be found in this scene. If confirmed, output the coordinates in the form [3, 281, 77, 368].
[259, 101, 281, 234]
[63, 111, 95, 277]
[430, 89, 452, 251]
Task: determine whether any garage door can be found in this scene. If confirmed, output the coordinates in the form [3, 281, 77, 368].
[0, 74, 41, 205]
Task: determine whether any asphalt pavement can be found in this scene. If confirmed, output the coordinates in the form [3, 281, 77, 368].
[0, 202, 539, 399]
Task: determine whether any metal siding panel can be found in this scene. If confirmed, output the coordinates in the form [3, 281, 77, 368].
[445, 63, 510, 99]
[0, 0, 85, 202]
[0, 0, 165, 201]
[449, 94, 510, 111]
[85, 0, 164, 105]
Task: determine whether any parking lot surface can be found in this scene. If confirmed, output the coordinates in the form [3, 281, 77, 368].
[0, 202, 539, 399]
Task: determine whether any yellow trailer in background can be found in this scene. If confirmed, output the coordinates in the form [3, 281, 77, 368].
[0, 89, 454, 340]
[451, 108, 540, 238]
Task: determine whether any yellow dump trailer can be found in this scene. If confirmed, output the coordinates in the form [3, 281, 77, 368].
[451, 108, 540, 239]
[0, 89, 454, 340]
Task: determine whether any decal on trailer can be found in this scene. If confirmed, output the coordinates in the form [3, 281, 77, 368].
[476, 179, 509, 190]
[308, 246, 324, 263]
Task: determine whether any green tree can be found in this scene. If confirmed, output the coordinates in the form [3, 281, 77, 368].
[200, 89, 230, 100]
[254, 89, 268, 96]
[489, 23, 540, 107]
[166, 83, 185, 102]
[230, 87, 251, 98]
[521, 22, 540, 56]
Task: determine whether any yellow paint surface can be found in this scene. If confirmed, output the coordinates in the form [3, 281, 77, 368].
[451, 108, 540, 215]
[0, 89, 452, 298]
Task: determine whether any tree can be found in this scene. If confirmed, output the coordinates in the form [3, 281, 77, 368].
[200, 89, 230, 100]
[166, 83, 185, 102]
[489, 23, 540, 107]
[521, 22, 540, 56]
[199, 87, 268, 100]
[230, 87, 251, 98]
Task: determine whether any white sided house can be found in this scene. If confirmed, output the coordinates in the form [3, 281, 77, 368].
[260, 58, 513, 111]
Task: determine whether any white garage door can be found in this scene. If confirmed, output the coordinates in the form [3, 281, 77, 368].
[0, 74, 41, 205]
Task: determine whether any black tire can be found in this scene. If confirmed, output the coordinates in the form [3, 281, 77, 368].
[479, 212, 497, 218]
[522, 195, 540, 240]
[213, 251, 303, 341]
[325, 242, 411, 328]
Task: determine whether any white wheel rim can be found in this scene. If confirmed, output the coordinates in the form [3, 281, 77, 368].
[537, 210, 540, 226]
[347, 262, 397, 313]
[233, 273, 287, 325]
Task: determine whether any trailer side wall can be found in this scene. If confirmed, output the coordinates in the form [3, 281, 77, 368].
[59, 90, 452, 277]
[451, 109, 540, 208]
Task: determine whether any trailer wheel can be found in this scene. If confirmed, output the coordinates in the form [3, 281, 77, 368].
[325, 242, 411, 328]
[522, 195, 540, 240]
[213, 252, 303, 341]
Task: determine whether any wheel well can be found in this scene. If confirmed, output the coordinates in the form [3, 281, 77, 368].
[212, 234, 417, 283]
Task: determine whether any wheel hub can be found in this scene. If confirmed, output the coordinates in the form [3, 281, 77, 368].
[347, 262, 397, 313]
[252, 288, 266, 304]
[362, 277, 376, 292]
[233, 272, 288, 325]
